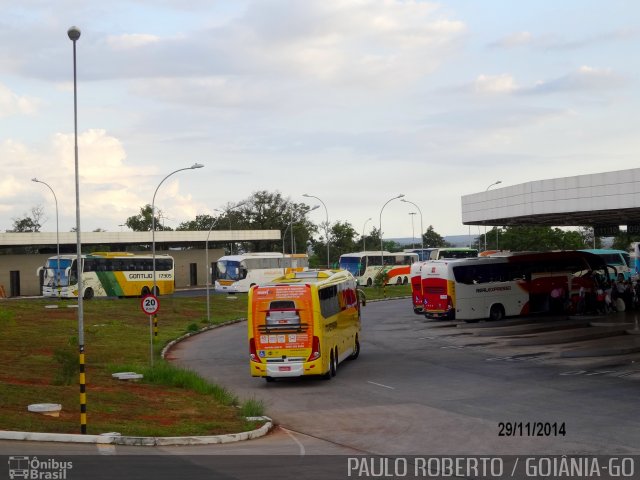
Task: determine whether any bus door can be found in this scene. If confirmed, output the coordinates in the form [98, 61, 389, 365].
[529, 270, 571, 313]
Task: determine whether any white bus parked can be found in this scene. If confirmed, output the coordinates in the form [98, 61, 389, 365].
[338, 251, 418, 287]
[214, 252, 309, 293]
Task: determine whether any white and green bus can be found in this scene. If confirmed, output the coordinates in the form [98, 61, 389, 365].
[38, 252, 175, 299]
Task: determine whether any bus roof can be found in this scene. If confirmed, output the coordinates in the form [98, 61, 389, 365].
[339, 251, 418, 257]
[264, 269, 352, 286]
[218, 252, 308, 261]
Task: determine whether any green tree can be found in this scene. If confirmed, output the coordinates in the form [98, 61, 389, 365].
[310, 221, 358, 267]
[177, 214, 217, 231]
[8, 205, 45, 232]
[496, 226, 587, 251]
[361, 226, 381, 252]
[125, 204, 172, 232]
[423, 225, 451, 248]
[205, 191, 316, 254]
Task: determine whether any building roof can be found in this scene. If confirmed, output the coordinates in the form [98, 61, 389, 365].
[461, 168, 640, 229]
[0, 230, 280, 247]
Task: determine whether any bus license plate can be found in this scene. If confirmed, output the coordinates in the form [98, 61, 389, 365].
[279, 366, 291, 372]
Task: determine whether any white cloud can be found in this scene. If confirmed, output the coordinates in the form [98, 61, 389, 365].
[525, 65, 625, 94]
[489, 31, 532, 48]
[473, 74, 517, 94]
[0, 83, 41, 117]
[106, 33, 162, 50]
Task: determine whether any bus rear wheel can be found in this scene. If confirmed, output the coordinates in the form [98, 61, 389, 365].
[331, 349, 338, 377]
[366, 278, 372, 287]
[141, 286, 150, 297]
[489, 304, 505, 322]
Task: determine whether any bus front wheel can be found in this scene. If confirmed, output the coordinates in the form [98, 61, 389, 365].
[349, 336, 360, 360]
[83, 288, 94, 300]
[141, 286, 150, 297]
[489, 305, 505, 322]
[366, 278, 372, 287]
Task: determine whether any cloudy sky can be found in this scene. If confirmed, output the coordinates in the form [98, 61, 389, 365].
[1, 0, 638, 239]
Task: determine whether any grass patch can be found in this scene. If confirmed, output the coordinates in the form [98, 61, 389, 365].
[361, 284, 411, 301]
[0, 294, 251, 436]
[239, 397, 265, 418]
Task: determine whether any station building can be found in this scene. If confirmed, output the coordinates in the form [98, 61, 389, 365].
[0, 229, 280, 297]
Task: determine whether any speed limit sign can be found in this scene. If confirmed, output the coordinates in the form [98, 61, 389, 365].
[141, 294, 160, 315]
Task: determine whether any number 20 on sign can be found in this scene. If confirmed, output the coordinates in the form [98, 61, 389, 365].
[141, 295, 160, 315]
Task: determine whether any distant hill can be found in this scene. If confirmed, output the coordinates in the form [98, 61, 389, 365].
[387, 235, 476, 248]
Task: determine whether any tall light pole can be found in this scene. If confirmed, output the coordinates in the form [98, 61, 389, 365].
[151, 163, 204, 299]
[484, 180, 502, 251]
[283, 205, 319, 256]
[362, 217, 372, 252]
[206, 202, 245, 324]
[303, 194, 329, 268]
[67, 25, 86, 435]
[379, 194, 404, 276]
[32, 178, 60, 290]
[409, 212, 417, 248]
[401, 198, 423, 251]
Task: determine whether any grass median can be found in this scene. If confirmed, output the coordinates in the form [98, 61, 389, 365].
[0, 284, 410, 437]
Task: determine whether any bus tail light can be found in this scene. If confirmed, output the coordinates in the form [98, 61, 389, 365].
[307, 336, 321, 362]
[447, 296, 454, 311]
[249, 338, 261, 363]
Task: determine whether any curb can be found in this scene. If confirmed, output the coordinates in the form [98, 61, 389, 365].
[0, 417, 273, 446]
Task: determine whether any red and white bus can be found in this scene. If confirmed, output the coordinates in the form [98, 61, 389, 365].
[338, 251, 418, 287]
[421, 251, 611, 322]
[409, 248, 478, 314]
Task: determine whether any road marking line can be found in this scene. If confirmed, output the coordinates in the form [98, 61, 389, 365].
[280, 426, 306, 456]
[367, 381, 395, 390]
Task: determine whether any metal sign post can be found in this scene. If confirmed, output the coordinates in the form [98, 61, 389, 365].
[141, 295, 160, 367]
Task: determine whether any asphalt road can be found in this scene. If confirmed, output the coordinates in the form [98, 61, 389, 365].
[169, 298, 640, 456]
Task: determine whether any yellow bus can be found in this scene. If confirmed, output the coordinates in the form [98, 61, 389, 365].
[38, 252, 175, 299]
[248, 269, 364, 382]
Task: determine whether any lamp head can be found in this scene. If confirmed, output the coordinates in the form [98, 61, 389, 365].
[397, 194, 405, 199]
[31, 178, 39, 183]
[302, 193, 310, 198]
[310, 205, 320, 212]
[191, 163, 204, 169]
[67, 26, 81, 42]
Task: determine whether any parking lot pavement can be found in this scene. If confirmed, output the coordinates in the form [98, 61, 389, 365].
[417, 309, 640, 380]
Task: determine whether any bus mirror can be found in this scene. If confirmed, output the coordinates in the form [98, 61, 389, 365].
[357, 289, 366, 307]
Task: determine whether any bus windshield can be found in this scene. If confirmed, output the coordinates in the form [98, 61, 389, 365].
[338, 257, 364, 277]
[216, 260, 246, 281]
[43, 258, 73, 287]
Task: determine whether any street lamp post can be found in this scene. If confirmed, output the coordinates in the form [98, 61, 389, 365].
[67, 25, 86, 435]
[206, 202, 245, 324]
[303, 194, 330, 268]
[150, 163, 203, 355]
[152, 163, 204, 299]
[32, 178, 60, 290]
[379, 194, 405, 279]
[409, 212, 416, 249]
[401, 199, 424, 252]
[484, 180, 502, 251]
[283, 205, 319, 257]
[362, 217, 372, 252]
